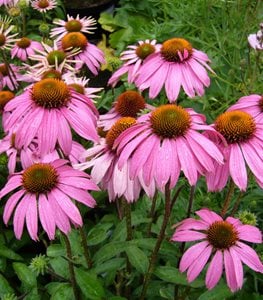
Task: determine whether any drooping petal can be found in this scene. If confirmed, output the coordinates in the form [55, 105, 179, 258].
[195, 208, 222, 225]
[26, 194, 38, 241]
[172, 230, 206, 242]
[3, 190, 25, 225]
[237, 224, 262, 243]
[205, 250, 223, 289]
[38, 194, 56, 240]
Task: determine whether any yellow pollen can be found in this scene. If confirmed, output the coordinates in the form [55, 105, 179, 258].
[106, 117, 136, 150]
[207, 221, 238, 250]
[68, 83, 85, 95]
[150, 104, 191, 138]
[22, 163, 58, 194]
[0, 91, 15, 110]
[32, 78, 70, 109]
[115, 90, 146, 118]
[61, 32, 88, 51]
[161, 38, 193, 62]
[38, 0, 49, 8]
[135, 43, 155, 60]
[65, 20, 82, 32]
[16, 37, 31, 49]
[0, 64, 8, 76]
[0, 33, 6, 46]
[215, 110, 256, 144]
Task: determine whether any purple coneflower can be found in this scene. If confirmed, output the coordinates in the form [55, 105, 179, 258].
[248, 23, 263, 50]
[11, 37, 43, 61]
[135, 38, 214, 102]
[171, 208, 263, 292]
[0, 24, 18, 51]
[31, 0, 57, 13]
[0, 63, 20, 90]
[0, 159, 99, 240]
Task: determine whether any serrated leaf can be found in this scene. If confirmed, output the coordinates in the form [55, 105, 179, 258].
[197, 281, 232, 300]
[13, 262, 37, 289]
[93, 242, 127, 264]
[47, 244, 66, 257]
[75, 269, 105, 300]
[0, 273, 14, 297]
[126, 245, 149, 274]
[154, 266, 204, 288]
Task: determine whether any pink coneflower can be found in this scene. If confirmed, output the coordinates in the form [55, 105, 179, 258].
[3, 78, 99, 156]
[0, 63, 20, 90]
[0, 24, 18, 51]
[51, 14, 97, 41]
[205, 109, 263, 191]
[11, 37, 44, 62]
[98, 90, 153, 130]
[63, 73, 103, 99]
[248, 23, 263, 50]
[108, 39, 161, 87]
[31, 0, 57, 13]
[27, 41, 80, 78]
[0, 159, 99, 240]
[60, 32, 105, 75]
[115, 104, 224, 190]
[171, 208, 263, 292]
[0, 0, 14, 6]
[135, 38, 214, 102]
[76, 117, 155, 202]
[0, 90, 14, 112]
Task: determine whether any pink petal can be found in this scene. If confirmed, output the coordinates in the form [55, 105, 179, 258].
[13, 195, 29, 239]
[224, 249, 243, 292]
[38, 194, 56, 240]
[26, 194, 38, 241]
[0, 175, 22, 198]
[206, 250, 223, 289]
[237, 224, 262, 243]
[3, 190, 25, 225]
[195, 208, 222, 224]
[229, 144, 247, 190]
[172, 230, 206, 242]
[165, 63, 182, 102]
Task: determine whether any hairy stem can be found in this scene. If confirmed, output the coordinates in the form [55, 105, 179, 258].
[221, 179, 235, 217]
[79, 226, 93, 269]
[147, 191, 158, 237]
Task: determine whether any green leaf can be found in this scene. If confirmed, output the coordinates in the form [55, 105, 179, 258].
[12, 262, 37, 289]
[0, 273, 14, 297]
[75, 268, 105, 300]
[154, 266, 204, 288]
[87, 223, 112, 246]
[94, 258, 125, 274]
[47, 244, 66, 257]
[0, 245, 23, 260]
[109, 297, 127, 300]
[49, 283, 74, 300]
[197, 281, 232, 300]
[93, 241, 127, 264]
[126, 245, 149, 274]
[23, 287, 40, 300]
[49, 257, 69, 280]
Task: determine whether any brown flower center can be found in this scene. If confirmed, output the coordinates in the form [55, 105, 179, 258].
[22, 163, 58, 194]
[0, 33, 6, 47]
[32, 78, 70, 109]
[207, 221, 238, 250]
[135, 43, 155, 60]
[215, 110, 256, 144]
[65, 20, 82, 32]
[47, 50, 66, 65]
[0, 64, 8, 76]
[115, 91, 146, 118]
[0, 91, 15, 110]
[150, 104, 191, 138]
[68, 83, 85, 95]
[37, 0, 49, 8]
[161, 38, 193, 62]
[61, 32, 88, 51]
[16, 37, 31, 49]
[41, 69, 62, 80]
[106, 117, 136, 150]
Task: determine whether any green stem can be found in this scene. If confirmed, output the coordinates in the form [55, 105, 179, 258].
[147, 191, 158, 237]
[79, 226, 93, 269]
[62, 233, 79, 300]
[139, 184, 171, 300]
[221, 179, 235, 217]
[230, 190, 244, 216]
[124, 200, 132, 299]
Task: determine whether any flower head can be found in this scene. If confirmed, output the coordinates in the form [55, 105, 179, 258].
[0, 63, 21, 90]
[171, 208, 263, 292]
[248, 23, 263, 50]
[0, 90, 15, 112]
[0, 24, 18, 51]
[3, 78, 99, 156]
[0, 159, 99, 240]
[206, 109, 263, 191]
[135, 37, 214, 102]
[98, 90, 153, 130]
[11, 37, 44, 61]
[31, 0, 57, 13]
[51, 14, 97, 41]
[108, 39, 161, 87]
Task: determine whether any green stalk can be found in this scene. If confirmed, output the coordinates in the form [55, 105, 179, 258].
[221, 179, 235, 217]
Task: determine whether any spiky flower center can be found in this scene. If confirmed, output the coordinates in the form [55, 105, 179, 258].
[47, 50, 66, 65]
[150, 104, 191, 138]
[135, 43, 155, 60]
[22, 163, 58, 194]
[115, 91, 146, 118]
[0, 34, 6, 46]
[0, 64, 8, 76]
[41, 69, 62, 79]
[68, 83, 85, 94]
[207, 221, 238, 249]
[38, 0, 49, 8]
[215, 111, 256, 144]
[16, 37, 31, 49]
[0, 91, 15, 110]
[32, 78, 70, 109]
[61, 32, 88, 50]
[106, 117, 136, 150]
[65, 20, 82, 32]
[161, 38, 193, 62]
